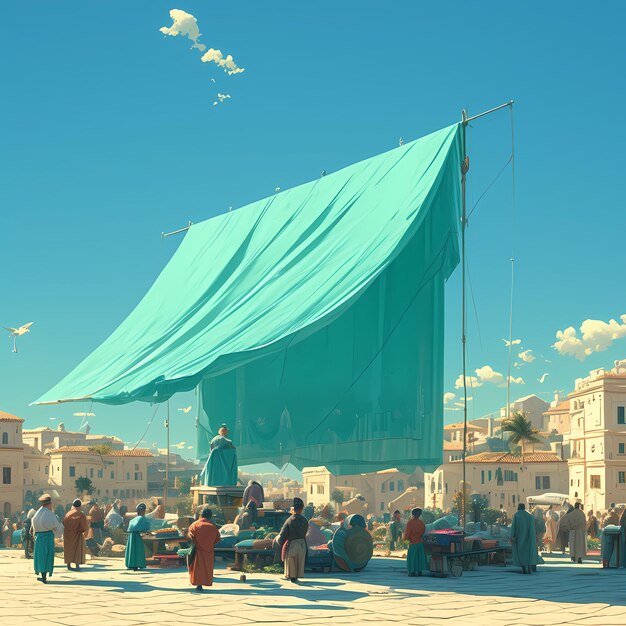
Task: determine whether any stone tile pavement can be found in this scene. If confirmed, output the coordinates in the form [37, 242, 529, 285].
[1, 550, 625, 626]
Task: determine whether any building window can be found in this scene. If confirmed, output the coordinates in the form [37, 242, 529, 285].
[113, 489, 118, 497]
[503, 469, 518, 482]
[397, 479, 404, 492]
[381, 483, 386, 493]
[69, 466, 76, 477]
[389, 481, 395, 492]
[488, 470, 492, 482]
[111, 471, 115, 479]
[619, 407, 625, 425]
[90, 468, 94, 478]
[134, 472, 142, 480]
[590, 475, 601, 489]
[1, 432, 7, 445]
[126, 473, 130, 481]
[135, 464, 139, 471]
[380, 502, 384, 511]
[97, 469, 103, 478]
[45, 465, 48, 475]
[310, 485, 313, 494]
[619, 472, 626, 484]
[2, 467, 11, 484]
[481, 470, 485, 484]
[316, 485, 324, 494]
[535, 476, 551, 489]
[620, 443, 625, 455]
[23, 462, 29, 470]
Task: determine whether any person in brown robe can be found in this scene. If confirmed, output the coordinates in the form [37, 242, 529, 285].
[275, 497, 309, 582]
[87, 502, 105, 544]
[63, 499, 89, 571]
[187, 507, 221, 592]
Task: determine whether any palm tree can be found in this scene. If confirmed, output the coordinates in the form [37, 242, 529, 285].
[501, 412, 543, 468]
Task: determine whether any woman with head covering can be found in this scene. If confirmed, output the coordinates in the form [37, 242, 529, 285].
[104, 499, 124, 529]
[187, 507, 221, 592]
[544, 506, 558, 553]
[125, 503, 151, 571]
[31, 494, 64, 584]
[63, 499, 89, 571]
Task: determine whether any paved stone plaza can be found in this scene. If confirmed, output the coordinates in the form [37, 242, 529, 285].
[1, 550, 625, 626]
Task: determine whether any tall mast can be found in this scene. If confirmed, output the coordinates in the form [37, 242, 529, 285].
[459, 101, 514, 528]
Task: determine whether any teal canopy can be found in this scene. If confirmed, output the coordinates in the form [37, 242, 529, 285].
[35, 123, 462, 474]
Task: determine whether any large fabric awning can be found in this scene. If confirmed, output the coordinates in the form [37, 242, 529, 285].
[35, 123, 462, 473]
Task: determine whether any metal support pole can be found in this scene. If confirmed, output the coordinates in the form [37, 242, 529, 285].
[164, 401, 170, 510]
[461, 110, 469, 529]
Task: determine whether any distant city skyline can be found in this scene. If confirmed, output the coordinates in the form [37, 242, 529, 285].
[2, 2, 626, 470]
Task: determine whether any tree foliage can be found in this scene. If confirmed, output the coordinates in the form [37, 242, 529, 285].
[330, 489, 345, 506]
[75, 476, 94, 495]
[88, 444, 112, 455]
[501, 412, 543, 464]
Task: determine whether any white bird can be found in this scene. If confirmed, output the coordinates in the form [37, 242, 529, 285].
[178, 406, 193, 414]
[275, 187, 281, 192]
[538, 373, 549, 384]
[502, 338, 521, 347]
[399, 137, 404, 146]
[4, 322, 33, 353]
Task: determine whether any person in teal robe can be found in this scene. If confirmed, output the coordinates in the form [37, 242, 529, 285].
[31, 494, 64, 584]
[125, 503, 151, 571]
[199, 424, 238, 486]
[511, 503, 540, 574]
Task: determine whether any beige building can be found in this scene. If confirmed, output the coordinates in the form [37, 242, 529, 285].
[302, 466, 419, 516]
[0, 411, 25, 517]
[47, 446, 152, 505]
[564, 369, 626, 511]
[500, 394, 550, 431]
[425, 451, 568, 515]
[23, 425, 124, 453]
[543, 401, 571, 435]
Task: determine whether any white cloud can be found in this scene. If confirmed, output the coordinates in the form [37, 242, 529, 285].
[553, 315, 626, 361]
[445, 407, 462, 411]
[456, 365, 525, 389]
[173, 441, 186, 450]
[503, 338, 522, 347]
[443, 392, 456, 405]
[454, 375, 482, 390]
[475, 365, 505, 385]
[519, 349, 535, 363]
[159, 9, 206, 51]
[201, 48, 245, 75]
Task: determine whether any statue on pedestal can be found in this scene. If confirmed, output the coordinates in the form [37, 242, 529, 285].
[199, 424, 238, 487]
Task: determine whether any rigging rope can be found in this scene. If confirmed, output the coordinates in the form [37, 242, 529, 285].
[131, 403, 160, 452]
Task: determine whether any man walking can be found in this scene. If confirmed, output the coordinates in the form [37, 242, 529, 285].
[510, 503, 539, 574]
[31, 494, 63, 584]
[275, 497, 308, 582]
[187, 507, 221, 592]
[63, 499, 89, 571]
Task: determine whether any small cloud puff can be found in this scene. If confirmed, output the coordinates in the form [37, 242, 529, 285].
[553, 314, 626, 361]
[160, 9, 206, 51]
[443, 392, 456, 405]
[518, 349, 535, 363]
[455, 365, 524, 389]
[201, 48, 245, 75]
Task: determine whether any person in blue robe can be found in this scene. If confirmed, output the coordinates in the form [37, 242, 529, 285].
[199, 424, 238, 486]
[31, 494, 63, 584]
[125, 503, 151, 571]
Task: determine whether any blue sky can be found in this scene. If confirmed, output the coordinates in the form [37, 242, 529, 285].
[2, 2, 626, 468]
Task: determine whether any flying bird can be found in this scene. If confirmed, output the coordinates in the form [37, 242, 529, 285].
[275, 187, 281, 192]
[399, 137, 404, 146]
[502, 338, 522, 347]
[178, 406, 193, 414]
[211, 78, 216, 83]
[4, 322, 33, 353]
[538, 373, 549, 384]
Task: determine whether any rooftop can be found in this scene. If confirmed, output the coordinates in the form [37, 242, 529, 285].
[460, 452, 565, 464]
[48, 446, 152, 457]
[544, 401, 570, 415]
[443, 422, 488, 432]
[0, 410, 24, 423]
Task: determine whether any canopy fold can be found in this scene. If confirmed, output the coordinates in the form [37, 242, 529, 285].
[35, 123, 462, 473]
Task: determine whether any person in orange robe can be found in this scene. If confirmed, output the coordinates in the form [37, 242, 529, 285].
[187, 507, 221, 592]
[63, 499, 89, 571]
[403, 507, 427, 576]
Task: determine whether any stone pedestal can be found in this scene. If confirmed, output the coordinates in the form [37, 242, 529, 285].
[191, 485, 244, 523]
